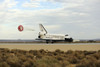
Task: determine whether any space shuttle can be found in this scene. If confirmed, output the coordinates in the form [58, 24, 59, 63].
[36, 24, 73, 43]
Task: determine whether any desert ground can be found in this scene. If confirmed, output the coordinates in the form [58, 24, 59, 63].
[0, 43, 100, 67]
[0, 43, 100, 51]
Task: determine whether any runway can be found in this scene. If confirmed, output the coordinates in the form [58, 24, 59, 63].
[0, 42, 100, 45]
[0, 43, 100, 51]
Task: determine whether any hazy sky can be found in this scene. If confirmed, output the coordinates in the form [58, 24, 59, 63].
[0, 0, 100, 39]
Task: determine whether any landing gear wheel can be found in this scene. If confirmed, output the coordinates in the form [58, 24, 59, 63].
[51, 41, 54, 44]
[46, 40, 49, 44]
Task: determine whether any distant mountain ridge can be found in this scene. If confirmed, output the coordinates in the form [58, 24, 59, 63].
[80, 38, 100, 41]
[0, 38, 100, 42]
[0, 39, 39, 42]
[94, 38, 100, 41]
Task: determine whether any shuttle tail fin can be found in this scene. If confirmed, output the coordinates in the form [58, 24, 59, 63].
[39, 24, 47, 34]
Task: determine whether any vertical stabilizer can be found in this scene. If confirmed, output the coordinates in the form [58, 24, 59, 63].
[39, 24, 47, 34]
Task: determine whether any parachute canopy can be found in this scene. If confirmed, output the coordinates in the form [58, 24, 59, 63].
[18, 25, 24, 32]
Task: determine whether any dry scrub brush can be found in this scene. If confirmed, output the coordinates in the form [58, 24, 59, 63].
[0, 48, 100, 67]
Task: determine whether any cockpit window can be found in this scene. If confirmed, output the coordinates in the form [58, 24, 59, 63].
[65, 34, 68, 36]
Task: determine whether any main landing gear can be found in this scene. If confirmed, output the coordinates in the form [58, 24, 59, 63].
[46, 40, 54, 44]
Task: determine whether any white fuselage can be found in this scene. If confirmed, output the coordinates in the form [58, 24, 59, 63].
[39, 33, 70, 40]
